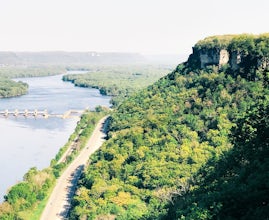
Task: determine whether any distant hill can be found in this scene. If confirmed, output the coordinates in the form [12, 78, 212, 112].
[0, 52, 21, 65]
[0, 51, 146, 66]
[144, 53, 188, 65]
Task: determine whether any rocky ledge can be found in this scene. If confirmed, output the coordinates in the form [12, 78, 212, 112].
[187, 34, 269, 72]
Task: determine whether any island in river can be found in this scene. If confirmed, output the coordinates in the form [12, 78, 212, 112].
[0, 77, 28, 98]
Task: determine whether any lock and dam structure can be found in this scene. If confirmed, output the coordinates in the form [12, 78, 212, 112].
[0, 109, 86, 119]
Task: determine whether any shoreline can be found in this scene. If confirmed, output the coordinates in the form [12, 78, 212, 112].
[40, 116, 109, 219]
[0, 111, 109, 219]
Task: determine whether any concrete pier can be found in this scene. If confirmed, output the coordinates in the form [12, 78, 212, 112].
[0, 109, 85, 119]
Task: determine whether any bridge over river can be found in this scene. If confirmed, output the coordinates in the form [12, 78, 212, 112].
[0, 109, 86, 119]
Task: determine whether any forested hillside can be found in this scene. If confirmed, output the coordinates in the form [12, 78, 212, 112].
[69, 34, 269, 219]
[167, 100, 269, 219]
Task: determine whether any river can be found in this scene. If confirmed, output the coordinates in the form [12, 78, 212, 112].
[0, 71, 111, 202]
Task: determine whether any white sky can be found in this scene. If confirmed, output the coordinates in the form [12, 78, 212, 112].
[0, 0, 268, 54]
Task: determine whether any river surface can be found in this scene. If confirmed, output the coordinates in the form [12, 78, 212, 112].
[0, 71, 111, 202]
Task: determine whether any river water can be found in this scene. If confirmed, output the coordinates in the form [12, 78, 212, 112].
[0, 72, 111, 201]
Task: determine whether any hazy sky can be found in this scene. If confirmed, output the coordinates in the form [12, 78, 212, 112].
[0, 0, 268, 54]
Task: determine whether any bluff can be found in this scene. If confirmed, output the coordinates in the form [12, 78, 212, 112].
[187, 34, 269, 74]
[67, 34, 269, 219]
[1, 34, 268, 219]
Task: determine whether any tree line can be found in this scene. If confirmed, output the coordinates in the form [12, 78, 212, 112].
[62, 65, 171, 106]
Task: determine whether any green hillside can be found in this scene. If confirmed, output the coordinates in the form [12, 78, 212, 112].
[69, 34, 269, 219]
[167, 100, 269, 219]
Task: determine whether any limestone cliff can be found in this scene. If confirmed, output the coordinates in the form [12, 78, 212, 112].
[187, 34, 269, 73]
[197, 48, 229, 68]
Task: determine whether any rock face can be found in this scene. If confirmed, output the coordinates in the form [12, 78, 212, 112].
[199, 49, 229, 68]
[230, 52, 269, 71]
[230, 51, 242, 71]
[219, 49, 230, 66]
[188, 34, 269, 72]
[190, 46, 269, 71]
[190, 48, 232, 69]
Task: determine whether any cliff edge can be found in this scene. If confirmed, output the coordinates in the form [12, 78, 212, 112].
[187, 34, 269, 78]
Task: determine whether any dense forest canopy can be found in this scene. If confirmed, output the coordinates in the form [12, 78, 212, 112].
[194, 33, 269, 52]
[0, 34, 268, 219]
[68, 34, 269, 219]
[0, 64, 172, 99]
[167, 100, 269, 219]
[195, 34, 236, 50]
[62, 65, 171, 106]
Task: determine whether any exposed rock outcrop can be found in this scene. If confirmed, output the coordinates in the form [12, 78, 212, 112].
[230, 51, 242, 70]
[187, 34, 269, 73]
[198, 48, 229, 68]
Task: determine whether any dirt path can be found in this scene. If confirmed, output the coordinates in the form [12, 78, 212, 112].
[40, 116, 108, 220]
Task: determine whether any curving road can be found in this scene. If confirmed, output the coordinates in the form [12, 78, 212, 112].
[40, 116, 108, 220]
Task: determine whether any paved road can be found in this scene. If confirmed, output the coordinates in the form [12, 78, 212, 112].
[40, 116, 108, 220]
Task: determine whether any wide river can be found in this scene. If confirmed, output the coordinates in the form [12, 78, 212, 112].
[0, 71, 111, 202]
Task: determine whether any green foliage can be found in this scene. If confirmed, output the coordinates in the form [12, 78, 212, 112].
[195, 35, 236, 50]
[0, 77, 28, 98]
[194, 33, 269, 53]
[0, 111, 107, 219]
[2, 34, 269, 219]
[62, 65, 171, 106]
[0, 168, 54, 219]
[228, 34, 256, 54]
[5, 182, 34, 209]
[167, 100, 269, 220]
[69, 45, 269, 219]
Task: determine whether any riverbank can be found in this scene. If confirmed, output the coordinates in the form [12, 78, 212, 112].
[0, 110, 108, 219]
[0, 72, 111, 203]
[40, 116, 109, 219]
